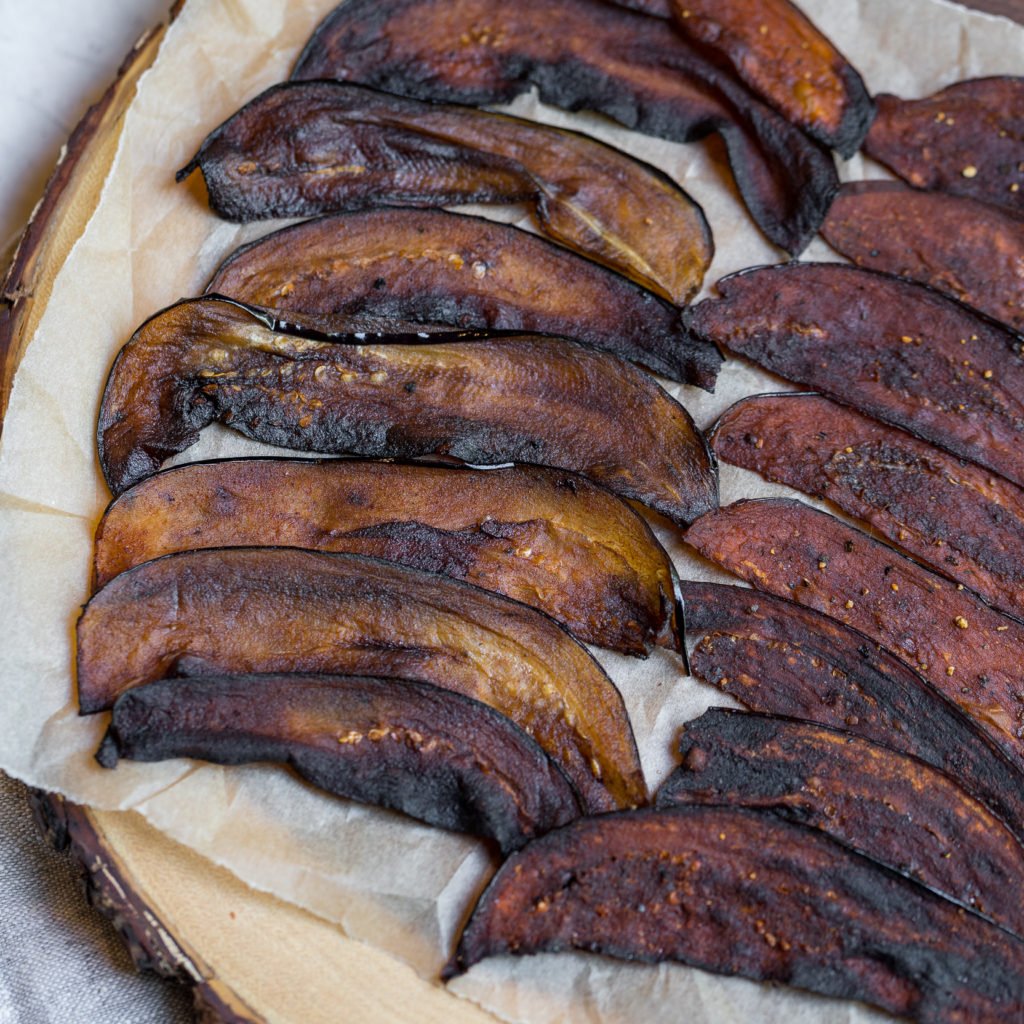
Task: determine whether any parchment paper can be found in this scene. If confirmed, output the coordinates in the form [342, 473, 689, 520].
[1, 1, 1022, 1020]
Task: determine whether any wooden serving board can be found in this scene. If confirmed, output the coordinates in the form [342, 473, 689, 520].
[4, 1, 1021, 1021]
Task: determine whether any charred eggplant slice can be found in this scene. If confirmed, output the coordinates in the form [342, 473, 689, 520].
[205, 207, 720, 384]
[93, 459, 681, 656]
[447, 806, 1024, 1023]
[822, 182, 1024, 331]
[686, 262, 1024, 488]
[291, 0, 839, 254]
[713, 392, 1024, 620]
[96, 297, 718, 526]
[658, 708, 1024, 937]
[98, 674, 583, 854]
[178, 82, 712, 305]
[864, 78, 1024, 214]
[77, 547, 646, 812]
[685, 498, 1024, 769]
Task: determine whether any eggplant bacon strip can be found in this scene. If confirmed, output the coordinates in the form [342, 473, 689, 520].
[713, 392, 1024, 621]
[76, 547, 646, 813]
[98, 674, 584, 854]
[680, 581, 1024, 843]
[96, 297, 718, 527]
[686, 262, 1024, 488]
[658, 708, 1024, 938]
[822, 181, 1024, 332]
[447, 806, 1024, 1024]
[178, 82, 712, 307]
[290, 0, 840, 255]
[205, 207, 721, 385]
[93, 459, 682, 657]
[685, 498, 1024, 770]
[864, 77, 1024, 215]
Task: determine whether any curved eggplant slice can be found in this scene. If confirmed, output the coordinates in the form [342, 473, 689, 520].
[177, 82, 713, 306]
[290, 0, 839, 255]
[205, 207, 720, 385]
[76, 547, 646, 813]
[821, 181, 1024, 332]
[712, 392, 1024, 620]
[447, 806, 1024, 1023]
[97, 674, 583, 854]
[658, 708, 1024, 937]
[686, 261, 1024, 488]
[685, 498, 1024, 769]
[864, 78, 1024, 214]
[96, 297, 718, 526]
[92, 459, 681, 656]
[680, 580, 1024, 842]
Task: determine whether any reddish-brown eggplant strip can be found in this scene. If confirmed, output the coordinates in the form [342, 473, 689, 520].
[98, 674, 583, 854]
[178, 82, 713, 306]
[92, 459, 681, 656]
[658, 708, 1024, 937]
[864, 78, 1024, 214]
[685, 498, 1024, 769]
[76, 547, 646, 812]
[680, 580, 1024, 842]
[686, 262, 1024, 488]
[822, 182, 1024, 332]
[291, 0, 840, 254]
[96, 297, 718, 527]
[713, 392, 1024, 620]
[447, 806, 1024, 1023]
[205, 207, 720, 385]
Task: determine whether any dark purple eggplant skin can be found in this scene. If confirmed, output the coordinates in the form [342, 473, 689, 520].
[680, 581, 1024, 845]
[291, 0, 839, 255]
[97, 674, 584, 854]
[658, 707, 1024, 938]
[446, 805, 1024, 1024]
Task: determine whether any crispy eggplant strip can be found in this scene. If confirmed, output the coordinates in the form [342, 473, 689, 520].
[822, 182, 1024, 332]
[447, 806, 1024, 1023]
[864, 78, 1024, 214]
[713, 392, 1024, 620]
[658, 708, 1024, 937]
[290, 0, 839, 254]
[205, 207, 720, 384]
[680, 581, 1024, 841]
[98, 674, 583, 854]
[686, 262, 1024, 488]
[178, 82, 712, 306]
[96, 297, 718, 526]
[76, 547, 646, 812]
[685, 498, 1024, 768]
[92, 459, 682, 656]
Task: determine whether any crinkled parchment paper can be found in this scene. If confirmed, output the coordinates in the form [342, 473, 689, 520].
[1, 0, 1022, 1020]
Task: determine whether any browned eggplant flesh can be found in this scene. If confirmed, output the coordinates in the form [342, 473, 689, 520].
[447, 805, 1024, 1024]
[98, 674, 583, 854]
[76, 546, 646, 813]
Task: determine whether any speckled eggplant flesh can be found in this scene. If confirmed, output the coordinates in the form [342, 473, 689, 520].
[95, 297, 718, 527]
[177, 82, 713, 306]
[97, 674, 584, 854]
[686, 262, 1024, 488]
[92, 459, 682, 657]
[821, 182, 1024, 331]
[685, 498, 1024, 770]
[864, 78, 1024, 214]
[290, 0, 840, 255]
[712, 392, 1024, 620]
[680, 580, 1024, 842]
[205, 207, 721, 385]
[658, 707, 1024, 937]
[446, 806, 1024, 1024]
[76, 547, 646, 813]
